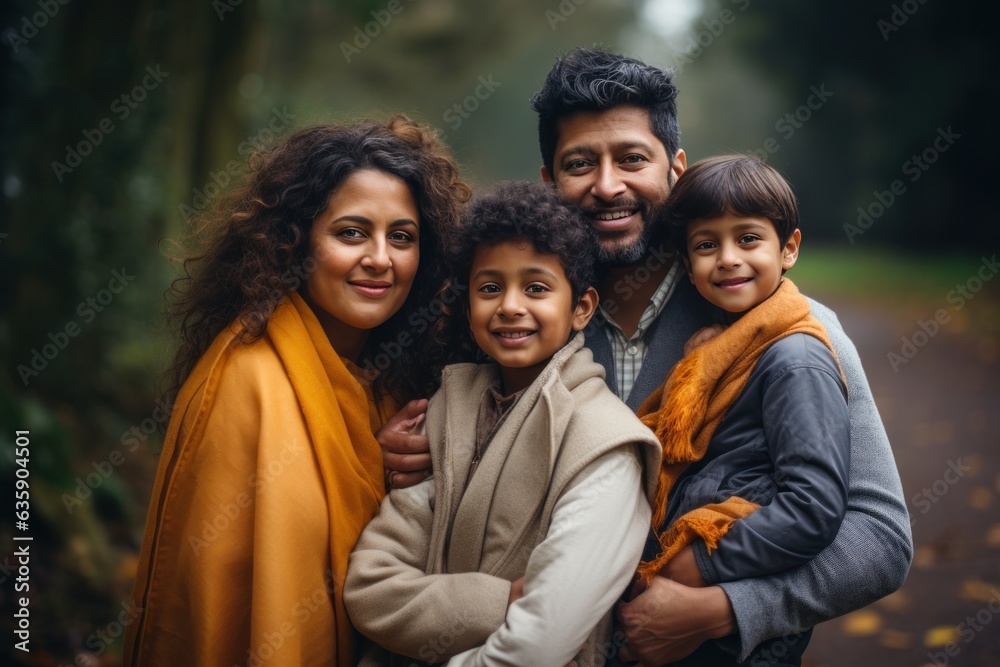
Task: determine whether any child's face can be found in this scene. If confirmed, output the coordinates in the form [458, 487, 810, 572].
[684, 214, 800, 314]
[468, 240, 597, 393]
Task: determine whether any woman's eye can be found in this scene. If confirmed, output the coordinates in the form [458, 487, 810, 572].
[389, 231, 415, 243]
[337, 228, 365, 239]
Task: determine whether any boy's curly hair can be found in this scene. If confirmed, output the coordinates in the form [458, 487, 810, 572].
[440, 181, 597, 361]
[447, 180, 598, 300]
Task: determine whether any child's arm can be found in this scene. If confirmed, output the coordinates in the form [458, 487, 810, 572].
[343, 480, 511, 663]
[447, 447, 651, 667]
[692, 335, 851, 584]
[684, 323, 727, 356]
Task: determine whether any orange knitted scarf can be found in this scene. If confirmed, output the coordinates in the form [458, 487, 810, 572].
[636, 278, 844, 583]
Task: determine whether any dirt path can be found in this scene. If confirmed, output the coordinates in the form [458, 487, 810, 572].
[806, 298, 1000, 667]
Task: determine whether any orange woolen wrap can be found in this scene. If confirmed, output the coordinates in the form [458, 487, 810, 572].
[124, 292, 393, 666]
[636, 279, 845, 584]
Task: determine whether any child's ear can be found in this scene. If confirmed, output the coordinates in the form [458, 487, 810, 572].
[679, 254, 694, 283]
[571, 286, 600, 331]
[782, 229, 802, 271]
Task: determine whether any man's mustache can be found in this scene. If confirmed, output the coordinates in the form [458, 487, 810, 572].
[580, 197, 647, 219]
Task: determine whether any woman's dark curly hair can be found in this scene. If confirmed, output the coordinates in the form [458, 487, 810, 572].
[442, 180, 598, 359]
[166, 114, 471, 401]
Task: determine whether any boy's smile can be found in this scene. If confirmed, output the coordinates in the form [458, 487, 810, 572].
[684, 214, 800, 314]
[468, 240, 597, 393]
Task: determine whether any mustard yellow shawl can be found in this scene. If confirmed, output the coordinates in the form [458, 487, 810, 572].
[124, 292, 391, 666]
[636, 279, 843, 583]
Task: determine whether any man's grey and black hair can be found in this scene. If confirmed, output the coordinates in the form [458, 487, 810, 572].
[530, 47, 681, 175]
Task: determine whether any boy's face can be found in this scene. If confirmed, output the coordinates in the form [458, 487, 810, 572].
[468, 240, 597, 393]
[684, 214, 801, 314]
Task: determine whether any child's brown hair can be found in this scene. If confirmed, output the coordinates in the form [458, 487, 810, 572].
[665, 155, 799, 255]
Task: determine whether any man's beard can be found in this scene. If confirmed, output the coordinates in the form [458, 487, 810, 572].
[587, 198, 667, 268]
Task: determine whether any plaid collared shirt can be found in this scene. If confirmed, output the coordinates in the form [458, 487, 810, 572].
[596, 262, 682, 402]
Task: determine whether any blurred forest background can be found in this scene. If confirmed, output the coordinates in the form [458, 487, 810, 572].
[1, 0, 998, 665]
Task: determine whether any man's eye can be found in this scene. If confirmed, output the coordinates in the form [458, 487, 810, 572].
[564, 159, 591, 171]
[621, 154, 647, 164]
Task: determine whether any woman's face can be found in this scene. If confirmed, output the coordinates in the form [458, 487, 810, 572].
[305, 169, 420, 356]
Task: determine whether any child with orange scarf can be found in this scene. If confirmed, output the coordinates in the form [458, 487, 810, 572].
[631, 155, 851, 663]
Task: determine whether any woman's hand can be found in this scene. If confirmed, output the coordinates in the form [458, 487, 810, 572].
[377, 399, 431, 489]
[683, 324, 726, 356]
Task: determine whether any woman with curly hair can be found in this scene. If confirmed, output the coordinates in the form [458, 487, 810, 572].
[123, 115, 470, 666]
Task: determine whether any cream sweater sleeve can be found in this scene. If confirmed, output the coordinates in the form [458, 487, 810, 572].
[448, 447, 651, 667]
[344, 479, 511, 663]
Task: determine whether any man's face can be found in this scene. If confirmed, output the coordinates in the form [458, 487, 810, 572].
[542, 105, 686, 266]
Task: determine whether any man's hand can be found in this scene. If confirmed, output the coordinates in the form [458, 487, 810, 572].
[377, 399, 431, 489]
[683, 324, 726, 356]
[617, 577, 735, 666]
[658, 545, 707, 588]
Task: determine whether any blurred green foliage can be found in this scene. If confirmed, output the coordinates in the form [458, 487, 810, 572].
[0, 0, 994, 662]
